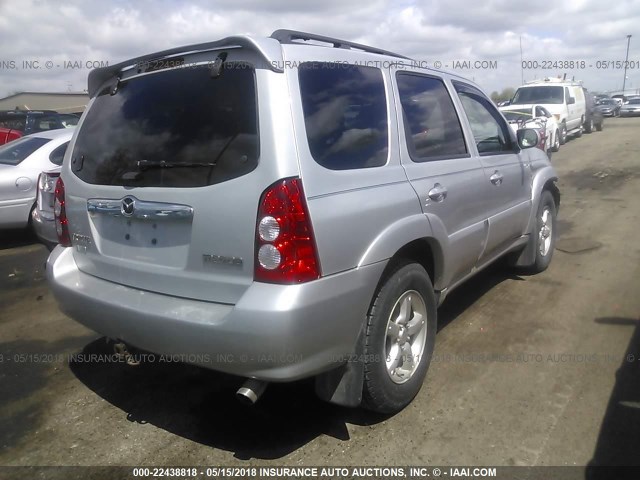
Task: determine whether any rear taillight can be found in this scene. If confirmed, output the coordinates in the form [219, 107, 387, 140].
[537, 130, 547, 150]
[54, 177, 71, 247]
[254, 178, 320, 284]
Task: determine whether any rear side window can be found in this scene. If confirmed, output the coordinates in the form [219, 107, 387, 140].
[396, 73, 467, 161]
[49, 142, 69, 166]
[298, 63, 388, 170]
[0, 137, 50, 165]
[72, 64, 258, 187]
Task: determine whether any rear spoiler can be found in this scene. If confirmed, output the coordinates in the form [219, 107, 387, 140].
[87, 35, 283, 98]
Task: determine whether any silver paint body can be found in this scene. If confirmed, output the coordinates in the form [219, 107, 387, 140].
[0, 129, 73, 229]
[47, 36, 557, 381]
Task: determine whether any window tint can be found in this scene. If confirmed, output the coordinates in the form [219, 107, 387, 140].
[455, 83, 514, 154]
[72, 64, 258, 187]
[59, 114, 79, 128]
[0, 137, 50, 165]
[512, 86, 564, 105]
[49, 141, 69, 166]
[32, 116, 62, 132]
[298, 63, 388, 170]
[0, 115, 26, 131]
[396, 73, 467, 161]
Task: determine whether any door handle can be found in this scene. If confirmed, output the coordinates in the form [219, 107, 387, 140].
[490, 171, 504, 185]
[428, 183, 448, 202]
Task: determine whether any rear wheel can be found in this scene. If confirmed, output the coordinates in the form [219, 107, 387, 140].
[362, 262, 437, 414]
[584, 118, 594, 133]
[559, 123, 567, 145]
[526, 190, 557, 274]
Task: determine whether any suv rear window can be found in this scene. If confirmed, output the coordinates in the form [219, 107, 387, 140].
[0, 137, 50, 165]
[71, 65, 259, 187]
[298, 63, 388, 170]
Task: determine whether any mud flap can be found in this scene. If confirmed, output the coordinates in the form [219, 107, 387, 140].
[314, 325, 365, 407]
[512, 233, 536, 267]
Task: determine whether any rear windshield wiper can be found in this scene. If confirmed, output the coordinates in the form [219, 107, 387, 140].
[137, 160, 217, 170]
[120, 160, 217, 180]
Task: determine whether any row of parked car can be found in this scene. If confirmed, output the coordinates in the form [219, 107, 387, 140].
[594, 94, 640, 117]
[0, 110, 79, 145]
[493, 78, 635, 159]
[0, 113, 74, 245]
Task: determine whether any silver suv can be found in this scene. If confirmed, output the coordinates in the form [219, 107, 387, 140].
[47, 30, 559, 414]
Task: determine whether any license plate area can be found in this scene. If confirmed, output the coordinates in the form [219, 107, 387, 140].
[87, 197, 193, 267]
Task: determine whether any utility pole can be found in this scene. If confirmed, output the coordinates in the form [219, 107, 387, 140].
[520, 35, 524, 85]
[622, 35, 632, 93]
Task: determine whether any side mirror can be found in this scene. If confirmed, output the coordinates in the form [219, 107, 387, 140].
[517, 128, 540, 149]
[567, 97, 576, 105]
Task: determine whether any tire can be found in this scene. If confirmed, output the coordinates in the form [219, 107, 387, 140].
[526, 190, 557, 274]
[584, 118, 594, 134]
[362, 262, 437, 414]
[559, 123, 567, 145]
[551, 129, 560, 152]
[596, 121, 603, 132]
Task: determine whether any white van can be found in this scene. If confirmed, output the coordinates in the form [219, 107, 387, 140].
[510, 78, 586, 144]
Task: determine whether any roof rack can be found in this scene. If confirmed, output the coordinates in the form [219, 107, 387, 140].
[270, 29, 411, 60]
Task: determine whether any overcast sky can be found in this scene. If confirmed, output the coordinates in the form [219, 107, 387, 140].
[0, 0, 638, 99]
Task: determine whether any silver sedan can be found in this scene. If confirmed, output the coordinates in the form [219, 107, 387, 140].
[0, 128, 74, 230]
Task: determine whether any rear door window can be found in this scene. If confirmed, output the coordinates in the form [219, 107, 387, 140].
[396, 73, 467, 161]
[0, 137, 50, 165]
[71, 64, 259, 187]
[298, 63, 388, 170]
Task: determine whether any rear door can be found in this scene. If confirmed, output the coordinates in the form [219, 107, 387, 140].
[452, 81, 531, 263]
[62, 51, 291, 304]
[394, 72, 487, 286]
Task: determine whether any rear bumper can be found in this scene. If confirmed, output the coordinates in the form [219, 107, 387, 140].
[31, 208, 58, 245]
[47, 246, 385, 381]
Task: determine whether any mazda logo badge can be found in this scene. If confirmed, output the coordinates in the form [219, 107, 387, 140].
[121, 197, 135, 217]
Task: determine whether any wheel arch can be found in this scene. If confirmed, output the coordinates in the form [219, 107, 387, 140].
[512, 171, 560, 268]
[357, 214, 446, 291]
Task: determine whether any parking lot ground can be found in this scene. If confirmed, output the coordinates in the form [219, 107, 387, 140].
[1, 118, 639, 467]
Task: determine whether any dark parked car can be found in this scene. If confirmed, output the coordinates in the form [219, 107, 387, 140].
[0, 110, 79, 146]
[596, 99, 621, 117]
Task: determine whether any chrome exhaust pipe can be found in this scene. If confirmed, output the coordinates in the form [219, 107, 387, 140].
[236, 379, 268, 405]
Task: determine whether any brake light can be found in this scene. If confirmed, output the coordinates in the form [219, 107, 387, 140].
[537, 130, 547, 150]
[254, 178, 320, 284]
[54, 177, 71, 246]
